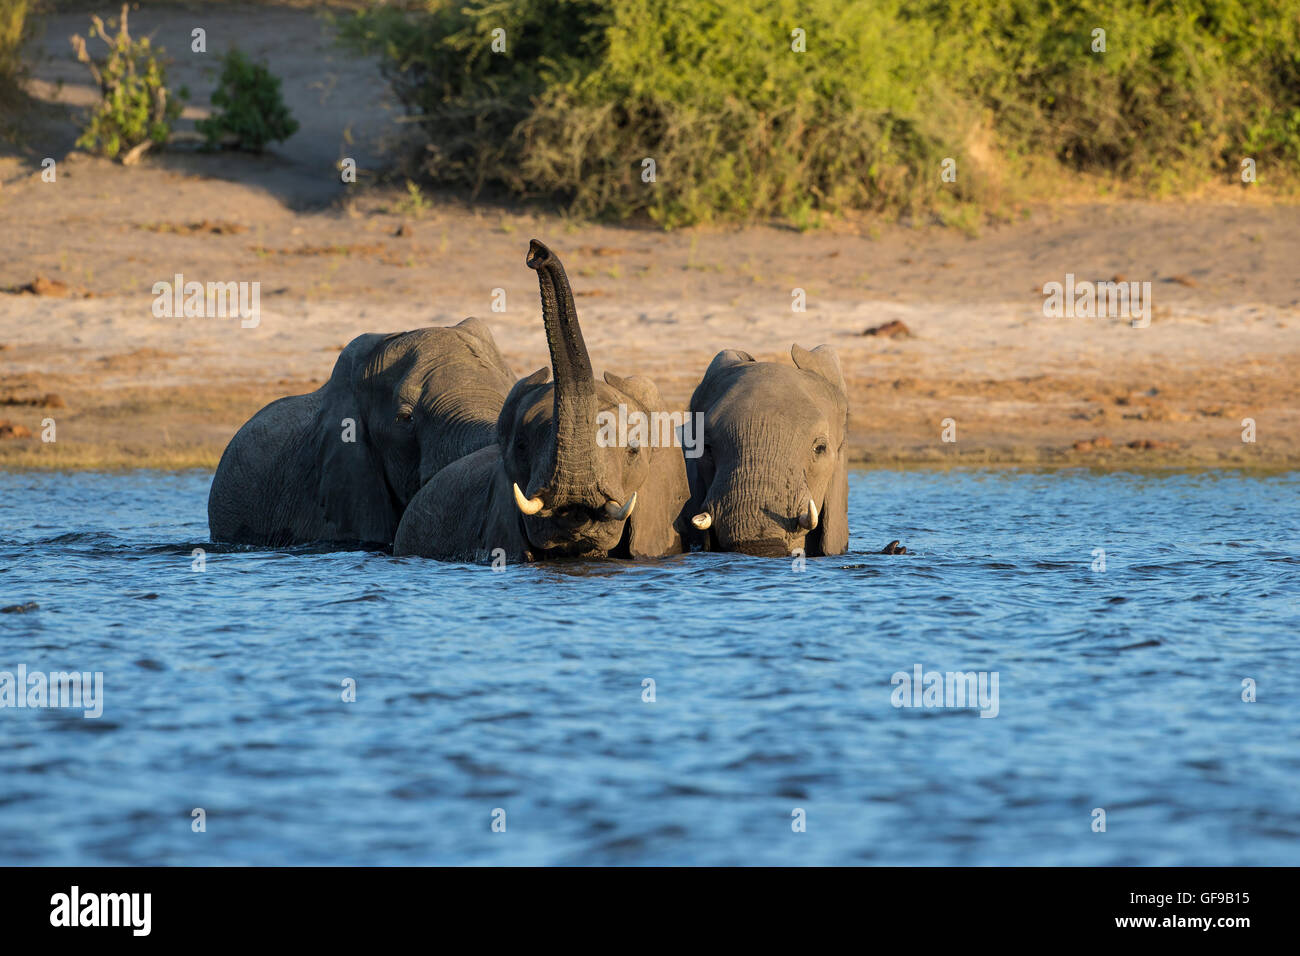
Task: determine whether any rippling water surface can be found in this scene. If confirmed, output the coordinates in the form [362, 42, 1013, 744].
[0, 469, 1296, 865]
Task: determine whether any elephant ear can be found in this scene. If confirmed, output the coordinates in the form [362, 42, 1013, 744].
[496, 367, 550, 446]
[793, 344, 850, 555]
[453, 315, 496, 343]
[691, 349, 755, 414]
[625, 441, 690, 558]
[309, 335, 399, 544]
[453, 316, 513, 377]
[602, 370, 662, 412]
[815, 441, 850, 556]
[603, 371, 690, 557]
[682, 448, 707, 537]
[791, 344, 846, 394]
[701, 349, 755, 385]
[706, 348, 755, 372]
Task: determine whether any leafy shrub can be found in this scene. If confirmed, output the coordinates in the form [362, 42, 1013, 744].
[341, 0, 1300, 226]
[0, 0, 34, 96]
[71, 4, 182, 161]
[196, 48, 299, 152]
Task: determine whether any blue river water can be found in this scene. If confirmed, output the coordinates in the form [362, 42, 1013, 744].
[0, 468, 1296, 865]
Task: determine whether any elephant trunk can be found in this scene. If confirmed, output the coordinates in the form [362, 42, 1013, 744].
[699, 462, 814, 554]
[527, 239, 600, 502]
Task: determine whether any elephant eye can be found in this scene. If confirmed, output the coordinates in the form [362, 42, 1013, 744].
[395, 405, 414, 423]
[813, 439, 829, 456]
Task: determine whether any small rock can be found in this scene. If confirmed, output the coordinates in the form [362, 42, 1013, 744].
[197, 219, 247, 235]
[1168, 275, 1197, 287]
[0, 420, 33, 439]
[0, 602, 38, 613]
[1073, 435, 1113, 452]
[1127, 439, 1176, 450]
[13, 276, 70, 297]
[863, 319, 912, 338]
[394, 222, 413, 238]
[41, 393, 66, 408]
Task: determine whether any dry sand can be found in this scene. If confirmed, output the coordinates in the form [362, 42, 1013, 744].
[1, 2, 1297, 471]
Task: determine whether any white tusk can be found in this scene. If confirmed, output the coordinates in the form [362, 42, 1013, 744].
[513, 482, 544, 515]
[799, 497, 819, 531]
[691, 512, 712, 530]
[605, 491, 637, 521]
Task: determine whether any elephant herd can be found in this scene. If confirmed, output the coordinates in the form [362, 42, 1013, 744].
[208, 240, 871, 563]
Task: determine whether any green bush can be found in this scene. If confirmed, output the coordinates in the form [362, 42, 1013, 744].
[0, 0, 34, 95]
[340, 0, 1300, 227]
[71, 4, 182, 161]
[197, 48, 298, 152]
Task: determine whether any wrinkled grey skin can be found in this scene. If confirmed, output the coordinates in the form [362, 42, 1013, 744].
[395, 240, 692, 562]
[209, 318, 515, 546]
[686, 345, 850, 556]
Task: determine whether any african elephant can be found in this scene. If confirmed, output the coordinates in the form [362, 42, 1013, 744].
[394, 240, 692, 562]
[685, 345, 850, 556]
[208, 318, 516, 546]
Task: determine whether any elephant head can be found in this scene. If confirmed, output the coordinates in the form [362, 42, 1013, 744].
[495, 240, 685, 557]
[305, 318, 516, 542]
[686, 345, 849, 556]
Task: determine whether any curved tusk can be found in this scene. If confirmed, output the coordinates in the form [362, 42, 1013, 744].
[798, 497, 819, 531]
[691, 512, 712, 530]
[604, 491, 637, 521]
[513, 482, 544, 515]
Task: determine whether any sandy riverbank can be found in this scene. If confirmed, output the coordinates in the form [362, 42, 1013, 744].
[2, 183, 1296, 472]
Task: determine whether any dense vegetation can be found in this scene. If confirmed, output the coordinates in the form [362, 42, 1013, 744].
[340, 0, 1300, 227]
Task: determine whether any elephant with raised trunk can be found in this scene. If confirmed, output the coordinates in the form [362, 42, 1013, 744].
[394, 240, 692, 562]
[209, 318, 516, 546]
[686, 345, 850, 556]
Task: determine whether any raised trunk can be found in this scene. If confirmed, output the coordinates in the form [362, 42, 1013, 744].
[527, 240, 599, 501]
